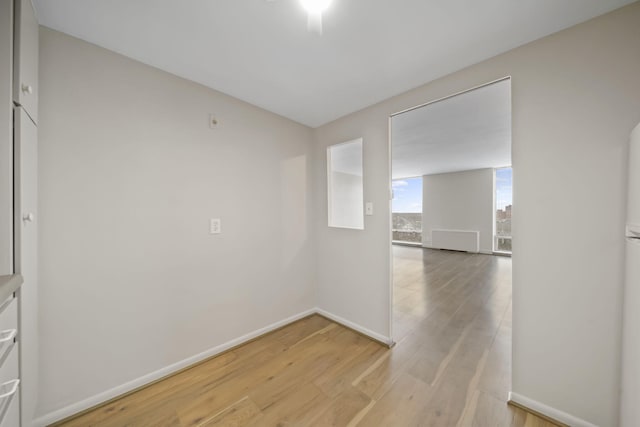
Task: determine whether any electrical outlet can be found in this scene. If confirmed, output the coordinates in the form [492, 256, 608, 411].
[210, 218, 221, 234]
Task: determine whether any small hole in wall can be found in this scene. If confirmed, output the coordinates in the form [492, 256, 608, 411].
[209, 114, 218, 129]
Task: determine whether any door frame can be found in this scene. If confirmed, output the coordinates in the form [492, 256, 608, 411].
[386, 76, 513, 343]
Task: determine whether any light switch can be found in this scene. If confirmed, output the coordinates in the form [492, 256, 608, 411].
[365, 202, 373, 216]
[210, 218, 221, 234]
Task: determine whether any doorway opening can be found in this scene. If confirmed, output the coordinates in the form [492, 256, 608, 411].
[389, 78, 514, 417]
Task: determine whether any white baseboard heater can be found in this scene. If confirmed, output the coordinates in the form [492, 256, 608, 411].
[432, 229, 479, 253]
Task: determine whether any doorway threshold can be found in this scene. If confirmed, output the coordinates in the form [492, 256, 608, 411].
[492, 251, 512, 257]
[392, 241, 422, 247]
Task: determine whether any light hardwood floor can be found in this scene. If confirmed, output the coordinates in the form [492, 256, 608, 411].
[57, 247, 557, 426]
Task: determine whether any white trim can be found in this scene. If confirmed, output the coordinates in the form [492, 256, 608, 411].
[33, 307, 392, 426]
[315, 308, 394, 346]
[388, 115, 395, 344]
[508, 391, 599, 427]
[390, 76, 512, 117]
[33, 308, 316, 427]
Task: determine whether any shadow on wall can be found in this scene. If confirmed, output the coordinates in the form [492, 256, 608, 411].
[281, 155, 308, 269]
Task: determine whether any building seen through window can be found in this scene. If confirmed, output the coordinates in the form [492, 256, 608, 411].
[495, 167, 512, 253]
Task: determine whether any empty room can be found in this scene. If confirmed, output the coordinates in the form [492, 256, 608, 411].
[1, 1, 639, 426]
[390, 79, 514, 419]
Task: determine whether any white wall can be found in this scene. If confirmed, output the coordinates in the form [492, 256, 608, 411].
[37, 27, 316, 418]
[421, 169, 494, 253]
[329, 171, 364, 229]
[0, 0, 12, 276]
[312, 3, 640, 426]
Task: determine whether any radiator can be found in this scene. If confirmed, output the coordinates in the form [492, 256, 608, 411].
[431, 229, 479, 253]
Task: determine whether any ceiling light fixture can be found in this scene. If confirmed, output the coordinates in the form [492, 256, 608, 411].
[300, 0, 332, 35]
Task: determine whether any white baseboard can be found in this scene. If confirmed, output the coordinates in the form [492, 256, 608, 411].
[508, 391, 599, 427]
[34, 307, 391, 426]
[315, 308, 394, 347]
[33, 308, 316, 427]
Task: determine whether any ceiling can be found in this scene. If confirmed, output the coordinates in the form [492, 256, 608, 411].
[391, 79, 511, 179]
[33, 0, 634, 128]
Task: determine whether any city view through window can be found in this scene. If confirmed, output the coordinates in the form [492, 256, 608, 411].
[495, 167, 512, 253]
[392, 177, 423, 243]
[392, 169, 513, 252]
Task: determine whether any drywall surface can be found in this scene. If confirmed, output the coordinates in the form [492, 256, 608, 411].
[0, 0, 12, 276]
[329, 171, 364, 229]
[312, 3, 640, 425]
[421, 169, 494, 253]
[37, 28, 315, 417]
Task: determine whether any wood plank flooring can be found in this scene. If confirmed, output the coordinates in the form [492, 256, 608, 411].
[56, 247, 557, 427]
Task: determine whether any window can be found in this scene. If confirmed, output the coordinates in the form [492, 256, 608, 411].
[392, 177, 422, 244]
[495, 167, 512, 253]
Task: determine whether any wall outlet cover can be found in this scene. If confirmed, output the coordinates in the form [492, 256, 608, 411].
[210, 218, 221, 234]
[365, 202, 374, 216]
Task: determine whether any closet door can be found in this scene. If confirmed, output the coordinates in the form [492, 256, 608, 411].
[14, 108, 37, 427]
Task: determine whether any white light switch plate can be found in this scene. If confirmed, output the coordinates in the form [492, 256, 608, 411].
[365, 202, 373, 216]
[210, 218, 221, 234]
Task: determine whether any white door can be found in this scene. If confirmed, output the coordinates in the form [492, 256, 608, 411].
[14, 107, 37, 427]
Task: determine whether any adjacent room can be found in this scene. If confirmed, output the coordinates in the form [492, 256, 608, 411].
[389, 80, 516, 423]
[0, 1, 639, 426]
[391, 78, 512, 338]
